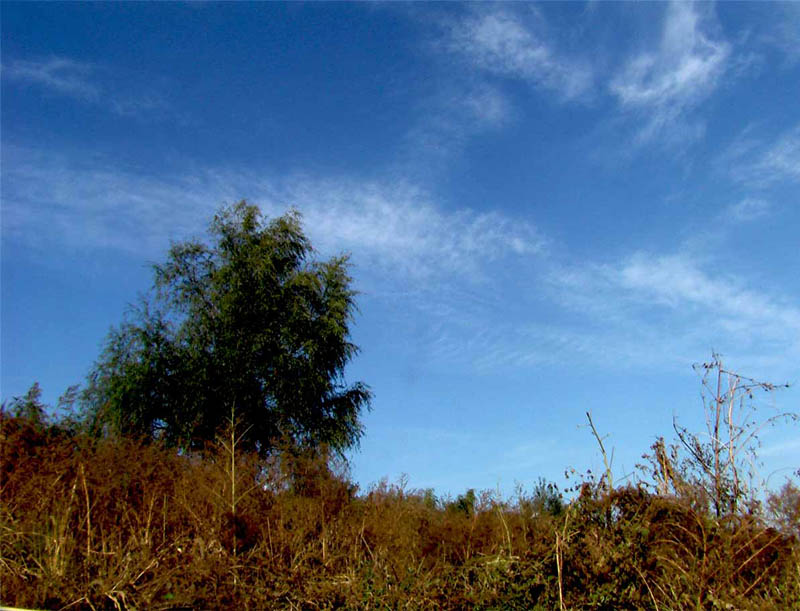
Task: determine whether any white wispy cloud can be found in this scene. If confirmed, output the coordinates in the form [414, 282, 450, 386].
[543, 251, 800, 378]
[1, 145, 218, 254]
[2, 57, 100, 101]
[2, 56, 168, 118]
[2, 144, 545, 283]
[445, 8, 593, 101]
[6, 143, 799, 384]
[425, 320, 670, 374]
[609, 2, 730, 144]
[400, 80, 514, 173]
[722, 123, 800, 188]
[461, 82, 513, 128]
[615, 254, 800, 337]
[251, 175, 546, 280]
[758, 126, 800, 184]
[342, 233, 800, 377]
[727, 197, 771, 223]
[6, 122, 799, 380]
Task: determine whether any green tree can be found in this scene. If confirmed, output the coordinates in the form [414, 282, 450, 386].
[83, 202, 371, 455]
[4, 382, 47, 426]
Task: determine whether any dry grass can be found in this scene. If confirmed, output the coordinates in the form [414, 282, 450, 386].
[1, 413, 798, 610]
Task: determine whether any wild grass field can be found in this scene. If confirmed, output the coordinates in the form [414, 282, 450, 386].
[2, 406, 798, 610]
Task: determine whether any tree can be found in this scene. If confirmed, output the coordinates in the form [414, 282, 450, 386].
[5, 382, 47, 426]
[83, 202, 371, 455]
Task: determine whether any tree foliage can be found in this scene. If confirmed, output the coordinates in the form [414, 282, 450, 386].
[83, 202, 371, 455]
[5, 382, 47, 426]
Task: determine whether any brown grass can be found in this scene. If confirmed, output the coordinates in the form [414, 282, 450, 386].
[1, 413, 798, 610]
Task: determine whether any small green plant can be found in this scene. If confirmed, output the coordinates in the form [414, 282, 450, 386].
[450, 488, 476, 516]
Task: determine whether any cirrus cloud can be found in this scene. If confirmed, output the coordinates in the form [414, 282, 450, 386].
[445, 8, 594, 102]
[2, 143, 546, 283]
[609, 2, 730, 145]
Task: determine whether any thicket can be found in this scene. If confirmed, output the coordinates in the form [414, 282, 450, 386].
[2, 398, 798, 610]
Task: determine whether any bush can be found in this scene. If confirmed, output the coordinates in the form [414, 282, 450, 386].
[2, 410, 797, 609]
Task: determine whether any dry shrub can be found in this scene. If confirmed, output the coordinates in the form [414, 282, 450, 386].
[2, 411, 797, 609]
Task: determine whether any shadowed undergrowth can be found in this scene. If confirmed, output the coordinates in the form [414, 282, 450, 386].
[2, 413, 798, 610]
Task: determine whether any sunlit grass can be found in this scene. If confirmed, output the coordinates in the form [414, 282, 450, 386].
[1, 412, 798, 609]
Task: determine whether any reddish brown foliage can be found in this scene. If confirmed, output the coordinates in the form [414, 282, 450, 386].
[1, 413, 798, 609]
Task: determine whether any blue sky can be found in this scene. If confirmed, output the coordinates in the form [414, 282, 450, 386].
[2, 2, 799, 497]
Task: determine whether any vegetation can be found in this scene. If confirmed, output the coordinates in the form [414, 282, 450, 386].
[1, 376, 798, 609]
[82, 202, 371, 456]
